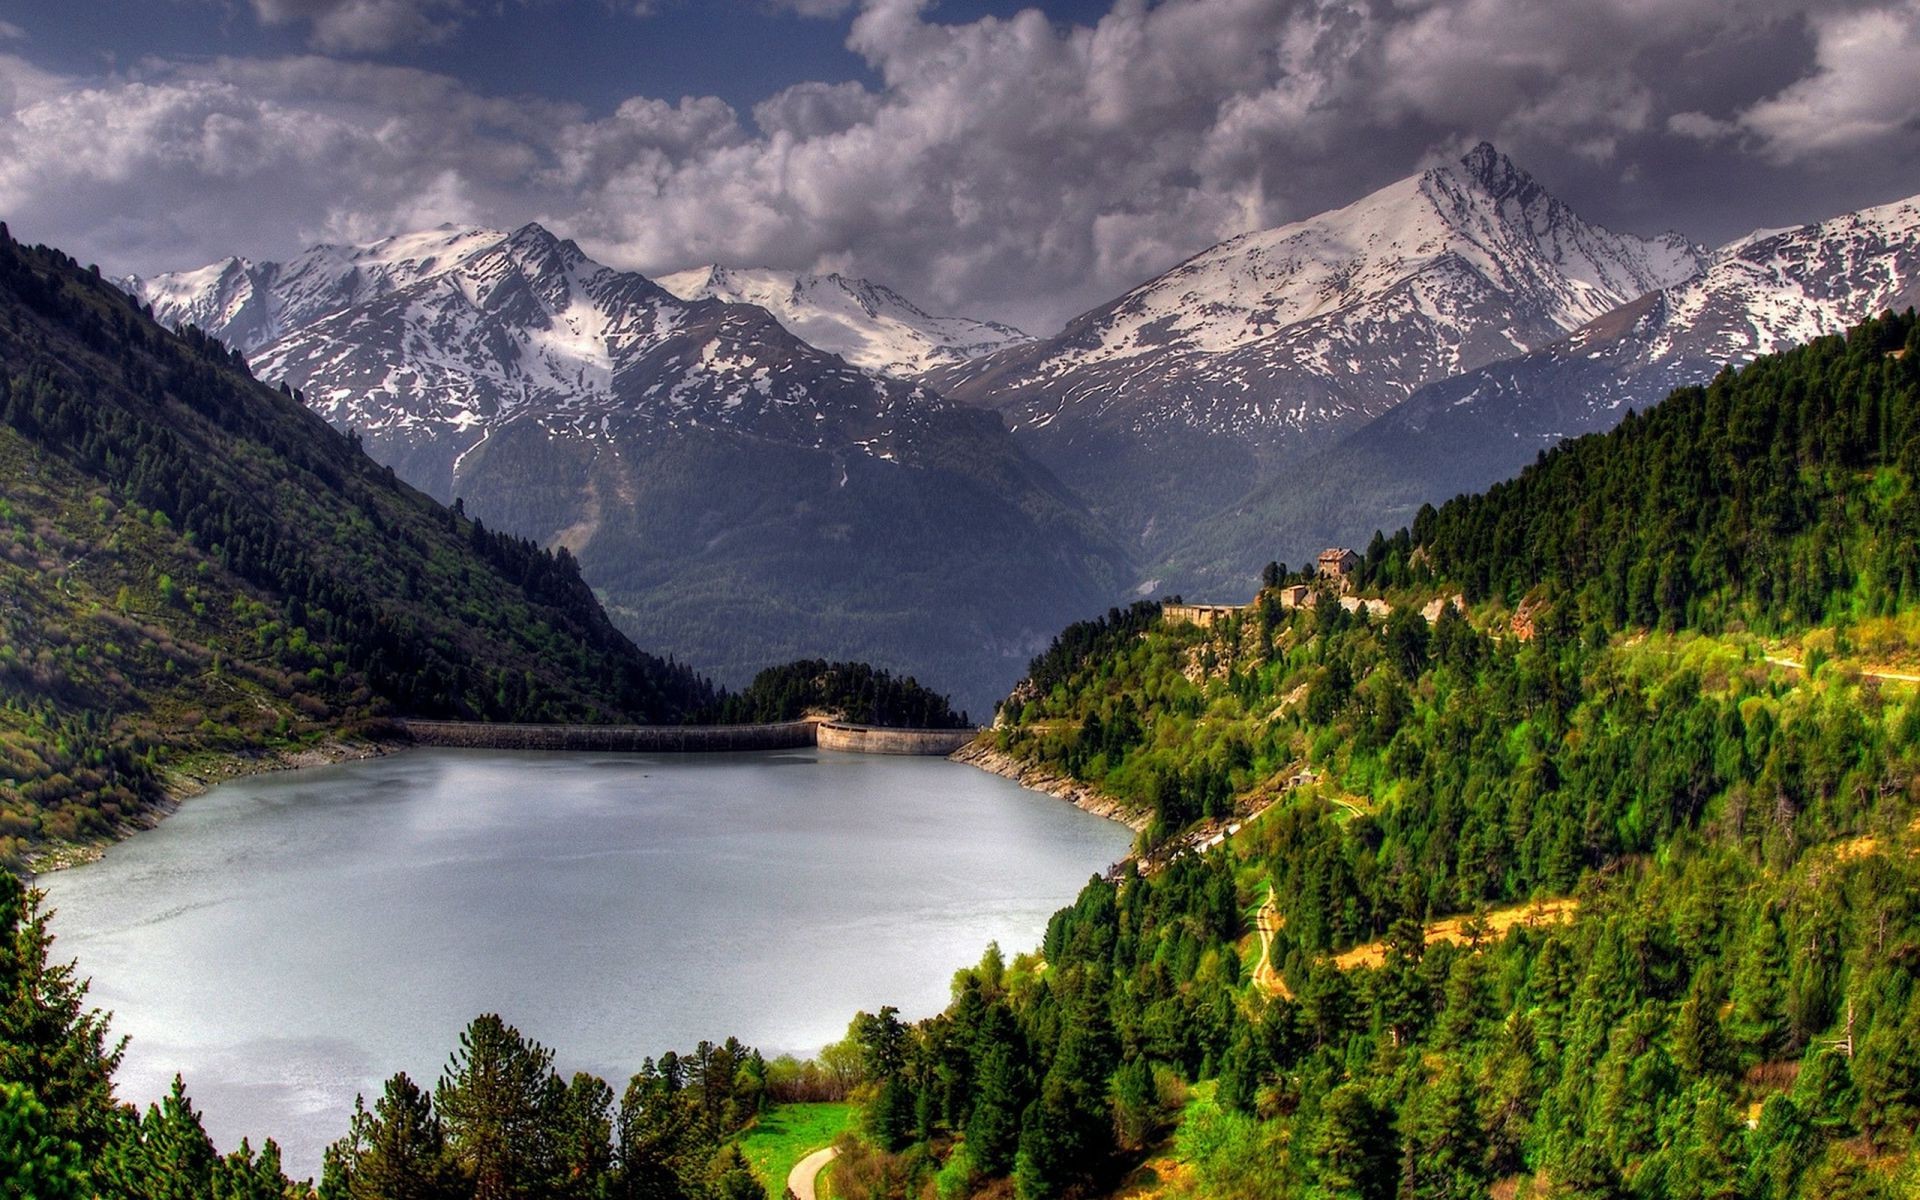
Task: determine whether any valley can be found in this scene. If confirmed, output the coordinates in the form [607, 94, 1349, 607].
[3, 51, 1918, 1199]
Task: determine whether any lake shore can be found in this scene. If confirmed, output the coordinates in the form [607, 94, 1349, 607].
[949, 739, 1150, 834]
[27, 734, 396, 875]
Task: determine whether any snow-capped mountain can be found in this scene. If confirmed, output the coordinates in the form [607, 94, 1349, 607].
[654, 265, 1028, 377]
[1168, 188, 1920, 595]
[125, 224, 1130, 714]
[932, 143, 1706, 549]
[1349, 189, 1920, 478]
[127, 225, 513, 357]
[129, 223, 986, 481]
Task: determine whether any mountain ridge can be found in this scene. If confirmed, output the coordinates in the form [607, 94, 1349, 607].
[924, 142, 1705, 550]
[128, 223, 1132, 715]
[654, 263, 1029, 376]
[1164, 186, 1920, 596]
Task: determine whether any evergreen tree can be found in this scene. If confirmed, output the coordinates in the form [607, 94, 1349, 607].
[435, 1015, 563, 1200]
[0, 1080, 84, 1200]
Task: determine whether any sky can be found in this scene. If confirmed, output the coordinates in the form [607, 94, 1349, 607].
[0, 0, 1917, 333]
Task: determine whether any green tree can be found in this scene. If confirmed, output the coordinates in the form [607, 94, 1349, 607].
[435, 1015, 563, 1200]
[1852, 1000, 1920, 1151]
[329, 1073, 462, 1200]
[1311, 1082, 1394, 1200]
[0, 1080, 83, 1200]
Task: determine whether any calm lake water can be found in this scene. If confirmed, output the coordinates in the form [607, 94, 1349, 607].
[40, 747, 1132, 1178]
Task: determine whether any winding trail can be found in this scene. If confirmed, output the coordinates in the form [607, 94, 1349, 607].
[1252, 887, 1290, 1000]
[788, 1146, 840, 1200]
[1764, 655, 1920, 684]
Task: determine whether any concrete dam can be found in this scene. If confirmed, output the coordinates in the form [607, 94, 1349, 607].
[399, 718, 981, 757]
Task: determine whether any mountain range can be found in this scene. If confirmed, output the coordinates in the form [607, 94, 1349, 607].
[127, 143, 1920, 697]
[1168, 188, 1920, 593]
[653, 264, 1029, 377]
[925, 143, 1708, 548]
[131, 223, 1123, 716]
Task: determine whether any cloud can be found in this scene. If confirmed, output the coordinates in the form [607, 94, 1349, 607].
[250, 0, 472, 52]
[763, 0, 860, 15]
[0, 20, 25, 40]
[1734, 2, 1920, 159]
[3, 0, 1917, 332]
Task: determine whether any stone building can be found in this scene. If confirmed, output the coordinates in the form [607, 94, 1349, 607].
[1317, 547, 1360, 591]
[1164, 602, 1243, 628]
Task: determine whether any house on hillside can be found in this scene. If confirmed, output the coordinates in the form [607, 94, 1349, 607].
[1317, 547, 1360, 591]
[1164, 603, 1242, 628]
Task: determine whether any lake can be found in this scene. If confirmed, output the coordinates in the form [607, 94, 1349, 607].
[39, 746, 1133, 1178]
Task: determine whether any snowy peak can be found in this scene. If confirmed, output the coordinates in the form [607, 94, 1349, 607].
[1653, 191, 1920, 364]
[1010, 142, 1705, 382]
[129, 224, 970, 469]
[654, 264, 1029, 376]
[1352, 184, 1920, 488]
[932, 142, 1709, 550]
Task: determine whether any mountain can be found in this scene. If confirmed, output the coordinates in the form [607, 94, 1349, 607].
[929, 143, 1705, 551]
[125, 224, 512, 358]
[1170, 187, 1920, 595]
[653, 264, 1029, 376]
[127, 224, 1130, 715]
[0, 225, 714, 868]
[899, 313, 1920, 1200]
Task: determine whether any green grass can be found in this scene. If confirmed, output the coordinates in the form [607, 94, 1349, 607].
[735, 1101, 856, 1195]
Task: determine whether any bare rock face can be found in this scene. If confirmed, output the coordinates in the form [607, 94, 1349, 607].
[927, 143, 1706, 551]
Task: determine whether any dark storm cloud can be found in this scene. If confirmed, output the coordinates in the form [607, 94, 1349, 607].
[1, 0, 1916, 331]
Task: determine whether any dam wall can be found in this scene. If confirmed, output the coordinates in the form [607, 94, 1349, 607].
[399, 718, 979, 757]
[400, 719, 818, 753]
[814, 722, 979, 756]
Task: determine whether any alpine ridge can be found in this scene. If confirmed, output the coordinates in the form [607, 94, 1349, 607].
[654, 264, 1029, 377]
[927, 142, 1705, 549]
[126, 223, 1131, 715]
[1168, 185, 1920, 595]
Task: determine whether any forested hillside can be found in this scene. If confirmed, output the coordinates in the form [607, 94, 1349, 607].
[0, 226, 715, 869]
[812, 316, 1920, 1198]
[709, 660, 970, 728]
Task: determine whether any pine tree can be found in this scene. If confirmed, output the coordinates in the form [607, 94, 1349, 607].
[1311, 1082, 1394, 1200]
[435, 1015, 563, 1200]
[0, 1081, 83, 1200]
[966, 1038, 1025, 1177]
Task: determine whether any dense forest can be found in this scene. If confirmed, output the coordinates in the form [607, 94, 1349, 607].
[806, 316, 1918, 1198]
[709, 660, 970, 728]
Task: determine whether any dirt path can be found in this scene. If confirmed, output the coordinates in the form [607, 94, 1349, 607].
[1251, 887, 1291, 1000]
[1334, 896, 1578, 970]
[1764, 655, 1920, 684]
[788, 1146, 839, 1200]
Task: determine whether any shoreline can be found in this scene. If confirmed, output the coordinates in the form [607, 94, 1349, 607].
[30, 727, 1133, 877]
[949, 738, 1150, 834]
[26, 734, 397, 876]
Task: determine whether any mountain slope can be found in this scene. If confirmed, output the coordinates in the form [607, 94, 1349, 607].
[128, 225, 1130, 714]
[931, 143, 1704, 548]
[0, 226, 716, 868]
[654, 264, 1028, 376]
[921, 314, 1920, 1199]
[1172, 188, 1920, 596]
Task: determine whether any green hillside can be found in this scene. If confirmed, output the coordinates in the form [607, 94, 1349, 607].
[819, 316, 1920, 1198]
[0, 227, 715, 869]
